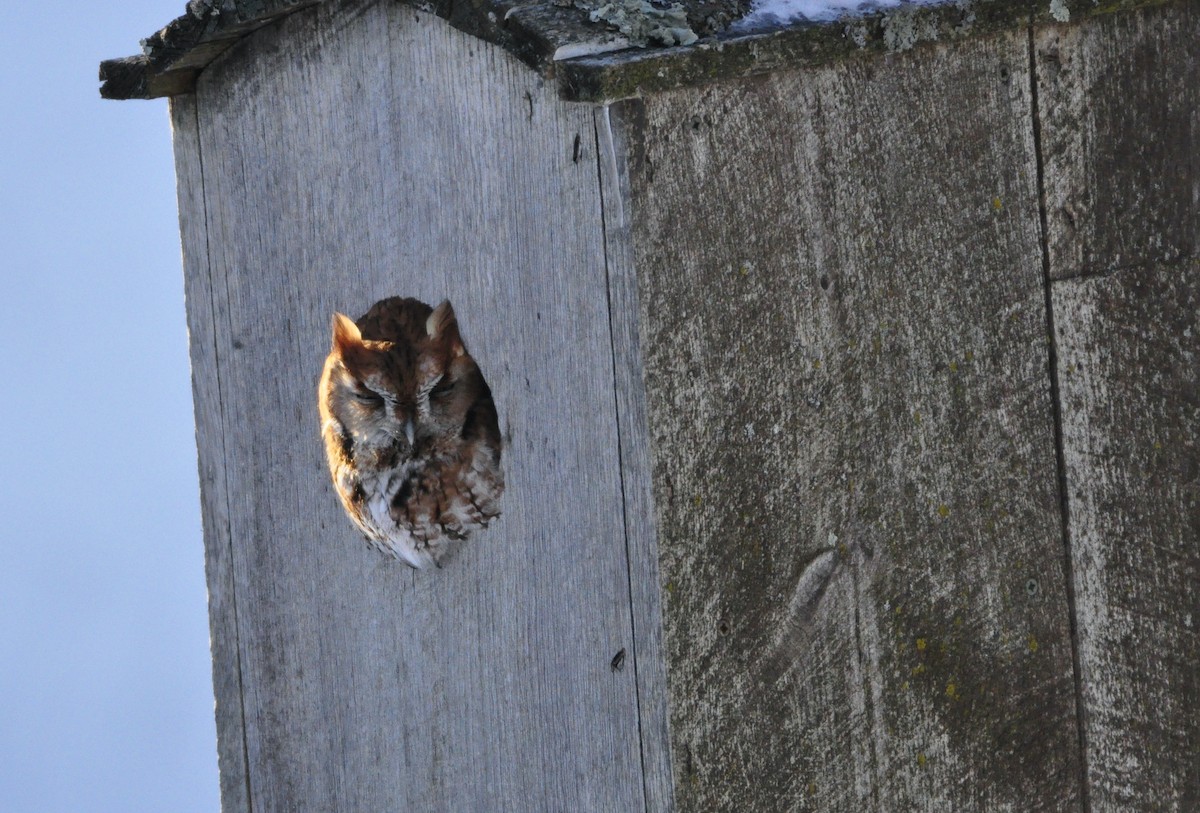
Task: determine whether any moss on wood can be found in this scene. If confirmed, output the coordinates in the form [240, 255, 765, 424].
[558, 0, 1193, 101]
[101, 0, 1191, 101]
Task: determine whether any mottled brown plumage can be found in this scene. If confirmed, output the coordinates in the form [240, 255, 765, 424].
[318, 297, 503, 568]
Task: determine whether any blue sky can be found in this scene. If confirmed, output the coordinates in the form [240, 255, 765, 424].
[1, 2, 219, 810]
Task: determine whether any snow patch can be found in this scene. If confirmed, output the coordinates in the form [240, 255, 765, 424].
[732, 0, 954, 34]
[553, 39, 633, 60]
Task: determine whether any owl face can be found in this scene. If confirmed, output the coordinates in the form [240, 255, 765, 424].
[320, 301, 474, 462]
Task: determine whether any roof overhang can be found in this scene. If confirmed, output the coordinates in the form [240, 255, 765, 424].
[99, 0, 1171, 103]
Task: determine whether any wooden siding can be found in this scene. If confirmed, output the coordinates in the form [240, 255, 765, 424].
[1039, 5, 1200, 809]
[173, 1, 665, 809]
[616, 30, 1084, 812]
[1036, 1, 1199, 282]
[171, 93, 253, 813]
[1052, 262, 1200, 813]
[164, 0, 1200, 809]
[595, 104, 678, 812]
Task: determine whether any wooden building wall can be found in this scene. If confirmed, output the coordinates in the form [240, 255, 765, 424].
[1037, 6, 1199, 809]
[611, 27, 1083, 812]
[604, 4, 1198, 810]
[170, 1, 670, 809]
[168, 0, 1197, 810]
[602, 3, 1197, 810]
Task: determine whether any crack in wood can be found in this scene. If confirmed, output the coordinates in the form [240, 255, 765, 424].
[1028, 17, 1092, 812]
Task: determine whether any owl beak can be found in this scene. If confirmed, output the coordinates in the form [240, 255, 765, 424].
[403, 416, 415, 447]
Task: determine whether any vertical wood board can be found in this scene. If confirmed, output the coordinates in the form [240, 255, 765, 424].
[188, 1, 650, 809]
[619, 31, 1082, 812]
[596, 104, 677, 813]
[1052, 261, 1200, 813]
[1038, 5, 1200, 808]
[1035, 1, 1199, 280]
[171, 94, 253, 813]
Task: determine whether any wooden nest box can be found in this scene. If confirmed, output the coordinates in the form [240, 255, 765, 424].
[101, 0, 1198, 809]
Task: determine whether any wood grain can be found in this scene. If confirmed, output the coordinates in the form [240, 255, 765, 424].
[183, 1, 656, 808]
[1035, 1, 1199, 280]
[1052, 261, 1200, 813]
[166, 0, 1200, 808]
[595, 104, 676, 813]
[1037, 7, 1200, 810]
[618, 31, 1083, 812]
[171, 93, 253, 813]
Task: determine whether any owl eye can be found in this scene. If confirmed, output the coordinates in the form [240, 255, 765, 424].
[430, 377, 456, 398]
[352, 388, 383, 407]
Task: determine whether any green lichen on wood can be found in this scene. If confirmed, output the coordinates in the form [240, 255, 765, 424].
[557, 0, 1196, 100]
[102, 0, 1193, 100]
[559, 0, 1034, 100]
[576, 0, 700, 45]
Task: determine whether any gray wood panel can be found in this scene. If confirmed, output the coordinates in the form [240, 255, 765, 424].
[1035, 1, 1199, 280]
[187, 0, 651, 809]
[595, 104, 676, 813]
[619, 32, 1083, 811]
[171, 93, 253, 813]
[1037, 6, 1200, 809]
[1052, 262, 1200, 813]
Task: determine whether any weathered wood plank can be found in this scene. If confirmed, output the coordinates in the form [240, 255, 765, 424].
[1037, 6, 1200, 809]
[596, 103, 677, 813]
[618, 31, 1082, 811]
[188, 1, 652, 809]
[169, 93, 251, 813]
[1052, 261, 1200, 813]
[1035, 1, 1199, 280]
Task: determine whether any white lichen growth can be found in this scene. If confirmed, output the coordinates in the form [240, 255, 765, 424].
[846, 20, 870, 46]
[882, 3, 941, 50]
[1048, 0, 1070, 22]
[577, 0, 699, 46]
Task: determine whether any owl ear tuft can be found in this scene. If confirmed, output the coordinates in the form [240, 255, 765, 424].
[426, 300, 465, 358]
[331, 312, 364, 355]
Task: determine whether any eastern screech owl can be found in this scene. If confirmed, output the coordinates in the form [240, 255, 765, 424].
[318, 297, 503, 568]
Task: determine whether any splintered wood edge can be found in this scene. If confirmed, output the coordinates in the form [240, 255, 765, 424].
[100, 0, 1187, 101]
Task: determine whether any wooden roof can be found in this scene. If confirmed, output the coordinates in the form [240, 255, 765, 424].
[98, 0, 739, 99]
[98, 0, 1153, 102]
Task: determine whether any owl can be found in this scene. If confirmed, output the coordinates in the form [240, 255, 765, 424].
[318, 297, 504, 568]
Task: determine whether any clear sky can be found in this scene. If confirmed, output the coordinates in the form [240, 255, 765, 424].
[1, 2, 220, 810]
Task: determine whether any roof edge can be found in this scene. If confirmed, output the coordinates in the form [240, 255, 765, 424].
[98, 0, 733, 100]
[100, 0, 1185, 101]
[100, 0, 324, 100]
[558, 0, 1187, 102]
